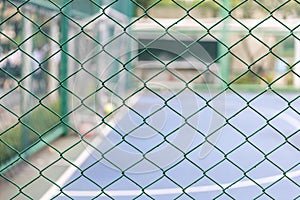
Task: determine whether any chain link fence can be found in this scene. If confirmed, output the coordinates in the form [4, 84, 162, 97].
[0, 0, 300, 199]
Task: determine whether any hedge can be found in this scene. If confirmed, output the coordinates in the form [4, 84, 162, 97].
[0, 100, 61, 167]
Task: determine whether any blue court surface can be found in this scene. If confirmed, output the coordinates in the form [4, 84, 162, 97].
[42, 90, 300, 199]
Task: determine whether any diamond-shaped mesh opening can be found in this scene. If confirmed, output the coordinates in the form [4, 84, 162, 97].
[256, 0, 290, 13]
[273, 0, 300, 19]
[231, 35, 270, 65]
[265, 176, 300, 199]
[1, 0, 300, 199]
[0, 125, 22, 159]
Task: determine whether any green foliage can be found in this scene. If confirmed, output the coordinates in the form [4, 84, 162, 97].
[198, 1, 220, 17]
[233, 72, 261, 85]
[0, 101, 61, 166]
[135, 0, 300, 18]
[135, 0, 155, 9]
[135, 0, 179, 9]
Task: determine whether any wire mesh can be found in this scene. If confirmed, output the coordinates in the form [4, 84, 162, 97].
[0, 0, 300, 199]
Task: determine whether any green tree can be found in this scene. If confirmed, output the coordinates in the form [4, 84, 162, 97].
[230, 0, 300, 19]
[199, 1, 220, 17]
[135, 0, 157, 9]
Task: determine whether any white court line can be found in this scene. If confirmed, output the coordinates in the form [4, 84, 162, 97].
[41, 99, 300, 199]
[40, 95, 141, 200]
[60, 169, 300, 197]
[40, 130, 107, 200]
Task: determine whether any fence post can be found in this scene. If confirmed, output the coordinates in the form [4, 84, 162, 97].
[218, 0, 230, 87]
[21, 8, 33, 155]
[294, 33, 300, 88]
[60, 0, 69, 134]
[48, 18, 59, 99]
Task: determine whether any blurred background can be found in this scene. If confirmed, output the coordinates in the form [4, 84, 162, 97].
[0, 1, 300, 199]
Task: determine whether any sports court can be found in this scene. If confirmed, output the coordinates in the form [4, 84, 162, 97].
[0, 1, 300, 200]
[39, 90, 300, 199]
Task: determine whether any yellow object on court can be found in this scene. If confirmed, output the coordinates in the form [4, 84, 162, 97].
[104, 103, 114, 115]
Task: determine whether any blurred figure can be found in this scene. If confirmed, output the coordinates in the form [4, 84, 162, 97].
[0, 59, 8, 88]
[0, 50, 21, 89]
[32, 46, 46, 93]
